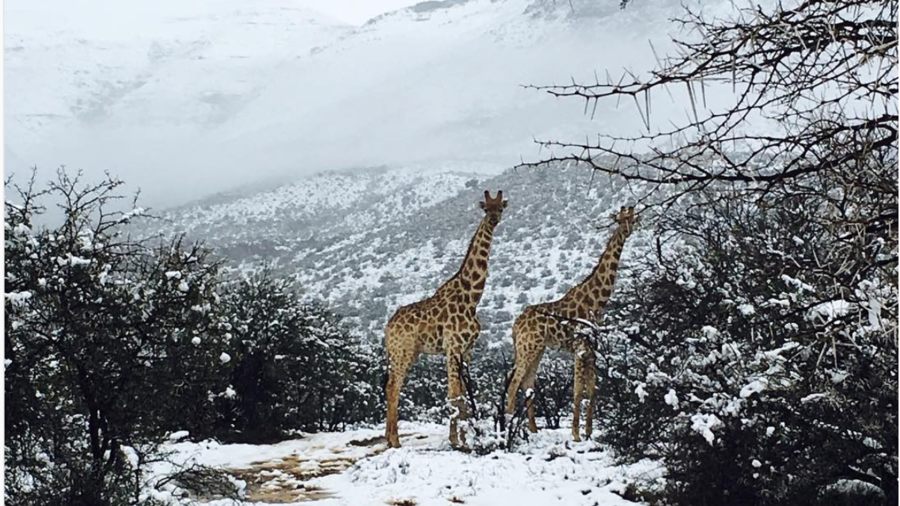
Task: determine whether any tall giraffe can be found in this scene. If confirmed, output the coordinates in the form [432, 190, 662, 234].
[504, 206, 636, 441]
[384, 190, 508, 449]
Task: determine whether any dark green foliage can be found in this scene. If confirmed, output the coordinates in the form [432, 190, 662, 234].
[525, 0, 896, 501]
[534, 352, 574, 430]
[213, 271, 380, 442]
[4, 173, 384, 505]
[5, 172, 232, 506]
[596, 196, 897, 506]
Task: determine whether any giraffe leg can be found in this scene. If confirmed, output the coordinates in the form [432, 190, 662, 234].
[506, 327, 543, 420]
[522, 365, 539, 433]
[458, 352, 471, 449]
[446, 350, 468, 449]
[505, 360, 529, 418]
[385, 336, 417, 449]
[583, 353, 597, 439]
[572, 355, 584, 442]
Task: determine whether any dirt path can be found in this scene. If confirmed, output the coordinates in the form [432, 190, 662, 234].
[223, 433, 428, 503]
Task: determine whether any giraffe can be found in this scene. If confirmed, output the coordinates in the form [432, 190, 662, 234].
[504, 206, 636, 442]
[384, 190, 508, 449]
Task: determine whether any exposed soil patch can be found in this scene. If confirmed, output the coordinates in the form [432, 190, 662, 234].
[348, 435, 388, 447]
[229, 454, 365, 503]
[222, 432, 421, 503]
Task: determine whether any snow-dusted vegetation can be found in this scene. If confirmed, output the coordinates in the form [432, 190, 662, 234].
[4, 0, 896, 505]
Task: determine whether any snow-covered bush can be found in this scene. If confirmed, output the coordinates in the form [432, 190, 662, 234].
[213, 270, 380, 441]
[533, 351, 574, 430]
[525, 0, 896, 501]
[597, 195, 897, 505]
[5, 172, 233, 506]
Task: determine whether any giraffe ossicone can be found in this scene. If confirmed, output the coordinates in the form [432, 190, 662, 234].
[383, 190, 508, 449]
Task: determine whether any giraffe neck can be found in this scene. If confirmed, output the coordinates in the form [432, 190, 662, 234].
[557, 224, 629, 317]
[439, 215, 496, 307]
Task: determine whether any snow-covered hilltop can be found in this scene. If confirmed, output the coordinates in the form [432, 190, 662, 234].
[150, 162, 655, 345]
[5, 0, 698, 207]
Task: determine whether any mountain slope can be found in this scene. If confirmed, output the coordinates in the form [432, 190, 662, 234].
[155, 163, 656, 344]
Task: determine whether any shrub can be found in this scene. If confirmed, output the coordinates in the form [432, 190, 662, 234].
[213, 271, 381, 441]
[5, 172, 233, 506]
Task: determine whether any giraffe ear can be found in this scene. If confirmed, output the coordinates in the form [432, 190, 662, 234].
[502, 200, 509, 209]
[479, 201, 487, 210]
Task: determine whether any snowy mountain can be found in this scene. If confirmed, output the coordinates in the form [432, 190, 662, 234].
[5, 0, 350, 136]
[5, 0, 714, 207]
[5, 0, 352, 203]
[150, 162, 656, 344]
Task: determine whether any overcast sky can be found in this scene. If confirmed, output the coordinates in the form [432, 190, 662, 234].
[6, 0, 422, 26]
[5, 0, 718, 209]
[297, 0, 423, 24]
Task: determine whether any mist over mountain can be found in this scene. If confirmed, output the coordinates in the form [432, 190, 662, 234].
[5, 0, 724, 208]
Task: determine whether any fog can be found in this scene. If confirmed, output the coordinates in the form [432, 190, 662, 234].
[5, 0, 738, 209]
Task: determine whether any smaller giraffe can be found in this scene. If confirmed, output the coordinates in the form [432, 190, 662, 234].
[504, 206, 637, 441]
[384, 191, 508, 449]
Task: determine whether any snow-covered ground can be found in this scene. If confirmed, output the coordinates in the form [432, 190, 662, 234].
[152, 422, 661, 506]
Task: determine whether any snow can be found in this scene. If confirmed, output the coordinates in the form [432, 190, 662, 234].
[634, 383, 648, 403]
[219, 352, 232, 364]
[5, 291, 32, 306]
[762, 342, 799, 358]
[168, 431, 190, 442]
[807, 300, 852, 322]
[118, 207, 146, 223]
[829, 370, 849, 384]
[700, 325, 719, 339]
[56, 254, 92, 267]
[801, 393, 827, 404]
[737, 303, 756, 316]
[690, 414, 722, 445]
[13, 223, 31, 236]
[781, 274, 813, 292]
[739, 378, 768, 398]
[664, 389, 678, 409]
[152, 423, 661, 506]
[191, 337, 201, 346]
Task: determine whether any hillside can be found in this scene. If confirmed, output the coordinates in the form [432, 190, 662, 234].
[153, 162, 656, 345]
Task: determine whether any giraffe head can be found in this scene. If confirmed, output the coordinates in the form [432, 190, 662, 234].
[479, 190, 508, 227]
[610, 206, 637, 236]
